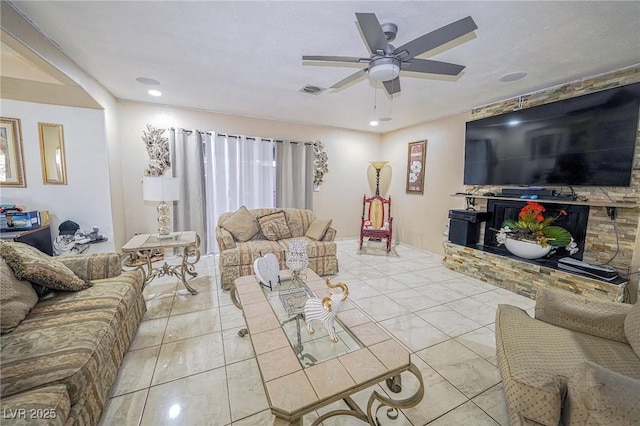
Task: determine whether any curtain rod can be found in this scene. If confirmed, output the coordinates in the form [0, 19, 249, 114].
[170, 128, 312, 145]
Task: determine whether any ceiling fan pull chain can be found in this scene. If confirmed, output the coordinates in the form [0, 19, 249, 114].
[373, 81, 378, 113]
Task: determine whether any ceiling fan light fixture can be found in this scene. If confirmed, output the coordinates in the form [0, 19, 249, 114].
[369, 58, 400, 81]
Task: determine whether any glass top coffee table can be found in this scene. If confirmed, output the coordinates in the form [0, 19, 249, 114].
[121, 231, 200, 294]
[231, 269, 424, 425]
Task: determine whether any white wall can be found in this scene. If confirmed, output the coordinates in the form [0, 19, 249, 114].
[0, 99, 115, 252]
[116, 101, 381, 246]
[381, 112, 470, 254]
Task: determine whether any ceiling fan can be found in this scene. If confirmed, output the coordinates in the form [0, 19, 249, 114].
[302, 13, 478, 95]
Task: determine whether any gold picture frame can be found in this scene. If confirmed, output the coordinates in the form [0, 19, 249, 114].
[38, 122, 67, 185]
[406, 140, 426, 194]
[0, 117, 26, 187]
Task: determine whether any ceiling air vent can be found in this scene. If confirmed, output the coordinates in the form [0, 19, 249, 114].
[299, 85, 326, 95]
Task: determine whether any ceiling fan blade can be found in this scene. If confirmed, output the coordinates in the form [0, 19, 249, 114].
[356, 13, 390, 55]
[330, 68, 368, 89]
[401, 58, 465, 76]
[302, 55, 369, 63]
[382, 78, 401, 95]
[394, 16, 478, 59]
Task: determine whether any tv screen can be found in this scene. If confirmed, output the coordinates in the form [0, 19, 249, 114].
[464, 82, 640, 187]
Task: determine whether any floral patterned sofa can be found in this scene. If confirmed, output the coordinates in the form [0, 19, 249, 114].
[215, 207, 339, 290]
[495, 286, 640, 425]
[0, 241, 146, 426]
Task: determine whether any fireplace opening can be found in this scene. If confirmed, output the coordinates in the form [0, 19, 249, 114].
[483, 199, 589, 261]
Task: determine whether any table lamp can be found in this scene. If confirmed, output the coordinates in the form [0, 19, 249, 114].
[143, 176, 180, 238]
[370, 161, 388, 195]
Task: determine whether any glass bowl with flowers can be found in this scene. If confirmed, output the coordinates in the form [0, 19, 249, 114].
[495, 201, 579, 259]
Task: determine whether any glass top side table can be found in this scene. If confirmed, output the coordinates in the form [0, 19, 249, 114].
[121, 231, 201, 294]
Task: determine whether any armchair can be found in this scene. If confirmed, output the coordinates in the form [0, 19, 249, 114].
[359, 194, 393, 252]
[495, 287, 640, 425]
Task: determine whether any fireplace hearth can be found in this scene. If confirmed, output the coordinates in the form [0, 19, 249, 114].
[482, 199, 589, 261]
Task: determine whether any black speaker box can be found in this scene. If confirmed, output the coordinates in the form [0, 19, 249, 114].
[448, 209, 489, 246]
[449, 219, 482, 246]
[449, 210, 489, 246]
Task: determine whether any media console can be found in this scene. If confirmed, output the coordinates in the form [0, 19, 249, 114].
[452, 193, 640, 208]
[445, 193, 637, 302]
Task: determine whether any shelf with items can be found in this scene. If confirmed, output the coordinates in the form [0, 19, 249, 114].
[451, 193, 640, 209]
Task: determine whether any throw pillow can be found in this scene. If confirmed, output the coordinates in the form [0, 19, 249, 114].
[221, 206, 259, 242]
[257, 211, 292, 241]
[0, 241, 91, 292]
[305, 218, 332, 241]
[0, 259, 39, 334]
[624, 303, 640, 357]
[564, 361, 640, 425]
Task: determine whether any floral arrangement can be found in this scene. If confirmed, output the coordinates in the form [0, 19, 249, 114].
[142, 124, 171, 176]
[496, 201, 579, 255]
[312, 140, 329, 191]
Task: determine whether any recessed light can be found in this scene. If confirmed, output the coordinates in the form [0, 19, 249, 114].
[369, 120, 379, 126]
[136, 77, 160, 85]
[148, 89, 162, 97]
[499, 72, 527, 83]
[508, 119, 521, 126]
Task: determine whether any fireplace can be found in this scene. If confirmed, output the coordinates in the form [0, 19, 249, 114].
[482, 199, 590, 261]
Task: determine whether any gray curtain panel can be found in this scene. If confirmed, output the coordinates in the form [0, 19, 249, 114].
[276, 140, 313, 210]
[169, 129, 207, 249]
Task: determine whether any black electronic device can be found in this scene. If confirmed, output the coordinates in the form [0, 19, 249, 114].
[557, 257, 619, 281]
[463, 82, 640, 187]
[448, 210, 490, 246]
[448, 209, 490, 223]
[501, 188, 556, 197]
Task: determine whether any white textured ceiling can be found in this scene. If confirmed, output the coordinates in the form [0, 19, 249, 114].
[6, 1, 640, 133]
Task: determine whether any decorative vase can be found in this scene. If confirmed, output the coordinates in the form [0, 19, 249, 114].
[504, 238, 552, 260]
[286, 239, 309, 274]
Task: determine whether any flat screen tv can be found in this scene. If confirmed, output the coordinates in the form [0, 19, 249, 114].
[464, 82, 640, 187]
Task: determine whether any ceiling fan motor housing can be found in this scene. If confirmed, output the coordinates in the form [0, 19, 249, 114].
[381, 22, 398, 42]
[369, 57, 401, 81]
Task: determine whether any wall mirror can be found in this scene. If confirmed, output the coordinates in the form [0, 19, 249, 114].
[0, 117, 26, 187]
[38, 122, 67, 185]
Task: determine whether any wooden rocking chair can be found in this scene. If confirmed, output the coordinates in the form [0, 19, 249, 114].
[360, 194, 393, 252]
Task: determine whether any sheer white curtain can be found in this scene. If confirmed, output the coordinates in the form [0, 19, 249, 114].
[169, 129, 207, 248]
[276, 140, 314, 209]
[204, 133, 276, 253]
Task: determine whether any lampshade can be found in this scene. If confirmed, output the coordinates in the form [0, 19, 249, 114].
[369, 58, 400, 81]
[143, 176, 180, 202]
[370, 161, 389, 170]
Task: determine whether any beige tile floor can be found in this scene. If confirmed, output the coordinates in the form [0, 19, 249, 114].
[99, 239, 535, 426]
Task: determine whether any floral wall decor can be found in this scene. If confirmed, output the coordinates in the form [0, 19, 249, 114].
[312, 140, 328, 191]
[142, 124, 171, 176]
[406, 140, 426, 194]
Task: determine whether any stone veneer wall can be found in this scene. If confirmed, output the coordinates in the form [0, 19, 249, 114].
[444, 65, 640, 302]
[444, 241, 626, 302]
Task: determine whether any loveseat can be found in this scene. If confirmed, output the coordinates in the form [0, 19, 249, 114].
[495, 286, 640, 425]
[215, 207, 338, 290]
[0, 241, 146, 426]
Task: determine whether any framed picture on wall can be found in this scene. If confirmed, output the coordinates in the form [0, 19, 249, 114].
[0, 117, 26, 187]
[406, 140, 426, 194]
